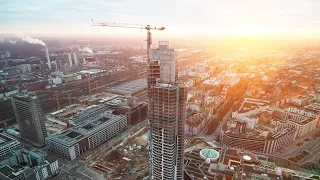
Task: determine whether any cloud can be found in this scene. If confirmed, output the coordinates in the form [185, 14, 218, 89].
[0, 38, 4, 43]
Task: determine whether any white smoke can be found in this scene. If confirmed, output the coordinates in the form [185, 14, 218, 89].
[9, 40, 17, 44]
[84, 47, 93, 53]
[79, 46, 93, 53]
[17, 35, 46, 46]
[0, 36, 45, 46]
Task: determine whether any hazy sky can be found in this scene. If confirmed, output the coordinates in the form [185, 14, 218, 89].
[1, 0, 320, 37]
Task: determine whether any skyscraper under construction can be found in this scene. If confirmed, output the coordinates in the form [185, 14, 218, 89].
[148, 41, 187, 180]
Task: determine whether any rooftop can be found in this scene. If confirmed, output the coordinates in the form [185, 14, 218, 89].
[184, 139, 281, 180]
[185, 113, 208, 127]
[79, 69, 106, 74]
[13, 93, 37, 101]
[202, 78, 220, 86]
[200, 149, 219, 159]
[0, 166, 16, 178]
[222, 120, 296, 141]
[238, 98, 270, 112]
[73, 111, 123, 134]
[48, 111, 125, 145]
[0, 133, 14, 146]
[109, 78, 147, 95]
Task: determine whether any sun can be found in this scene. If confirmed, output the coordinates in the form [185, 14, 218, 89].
[235, 26, 259, 37]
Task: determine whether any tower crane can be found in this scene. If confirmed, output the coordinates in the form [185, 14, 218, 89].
[40, 90, 61, 110]
[71, 75, 96, 97]
[92, 21, 165, 133]
[92, 21, 165, 62]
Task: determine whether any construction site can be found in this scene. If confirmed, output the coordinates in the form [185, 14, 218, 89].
[45, 89, 148, 135]
[47, 92, 117, 119]
[89, 130, 149, 180]
[35, 64, 147, 114]
[40, 63, 148, 134]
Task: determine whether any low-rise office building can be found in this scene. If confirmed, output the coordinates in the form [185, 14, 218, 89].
[72, 104, 109, 124]
[104, 96, 148, 125]
[46, 111, 127, 160]
[116, 103, 148, 125]
[0, 134, 20, 158]
[0, 148, 58, 180]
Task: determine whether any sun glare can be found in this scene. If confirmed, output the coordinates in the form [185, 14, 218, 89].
[235, 26, 259, 37]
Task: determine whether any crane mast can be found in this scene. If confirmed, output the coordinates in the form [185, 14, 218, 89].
[92, 21, 165, 62]
[147, 30, 151, 62]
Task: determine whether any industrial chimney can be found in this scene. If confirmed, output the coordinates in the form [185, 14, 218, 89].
[45, 46, 51, 70]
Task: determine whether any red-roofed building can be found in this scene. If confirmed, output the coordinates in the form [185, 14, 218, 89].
[185, 113, 211, 135]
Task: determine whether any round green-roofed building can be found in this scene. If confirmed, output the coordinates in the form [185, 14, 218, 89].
[199, 149, 219, 163]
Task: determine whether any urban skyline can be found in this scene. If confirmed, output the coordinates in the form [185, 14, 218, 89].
[0, 1, 320, 180]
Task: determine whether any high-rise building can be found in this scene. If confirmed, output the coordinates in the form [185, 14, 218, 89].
[148, 41, 187, 180]
[68, 53, 73, 66]
[11, 94, 47, 146]
[63, 53, 78, 67]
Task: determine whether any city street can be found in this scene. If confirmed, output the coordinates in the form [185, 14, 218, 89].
[210, 109, 232, 140]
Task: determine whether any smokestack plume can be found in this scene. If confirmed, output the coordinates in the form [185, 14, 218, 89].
[19, 35, 46, 46]
[9, 40, 17, 44]
[1, 35, 46, 46]
[45, 47, 51, 70]
[79, 46, 93, 53]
